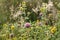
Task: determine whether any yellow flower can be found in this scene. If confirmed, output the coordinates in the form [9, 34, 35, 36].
[11, 25, 15, 30]
[19, 7, 23, 11]
[31, 27, 33, 29]
[22, 1, 26, 4]
[36, 26, 39, 28]
[37, 20, 40, 23]
[22, 4, 26, 7]
[22, 1, 26, 6]
[50, 26, 57, 34]
[36, 20, 40, 26]
[3, 24, 7, 27]
[40, 7, 46, 12]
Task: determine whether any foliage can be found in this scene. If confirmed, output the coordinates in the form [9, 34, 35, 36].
[0, 0, 60, 40]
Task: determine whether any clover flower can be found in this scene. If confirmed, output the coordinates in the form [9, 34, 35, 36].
[20, 7, 23, 11]
[11, 25, 15, 30]
[24, 22, 31, 28]
[50, 26, 57, 34]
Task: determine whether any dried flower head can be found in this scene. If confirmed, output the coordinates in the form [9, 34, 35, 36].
[10, 33, 14, 38]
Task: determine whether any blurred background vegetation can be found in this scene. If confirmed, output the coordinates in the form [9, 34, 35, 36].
[0, 0, 60, 23]
[0, 0, 60, 40]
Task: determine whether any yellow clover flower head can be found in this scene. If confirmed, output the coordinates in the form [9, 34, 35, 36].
[20, 7, 23, 11]
[40, 7, 46, 13]
[11, 25, 15, 30]
[50, 26, 57, 34]
[22, 1, 26, 7]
